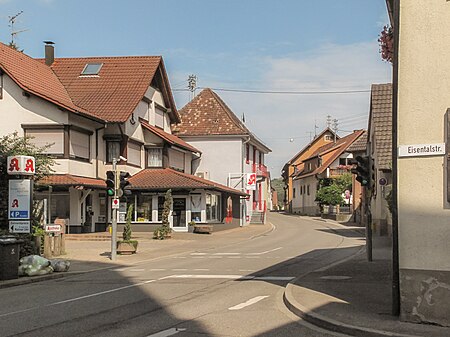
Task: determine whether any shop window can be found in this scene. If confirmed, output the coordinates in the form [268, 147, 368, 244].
[206, 193, 219, 222]
[136, 195, 152, 222]
[190, 194, 202, 222]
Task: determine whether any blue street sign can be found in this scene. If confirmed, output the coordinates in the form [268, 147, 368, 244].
[10, 210, 29, 219]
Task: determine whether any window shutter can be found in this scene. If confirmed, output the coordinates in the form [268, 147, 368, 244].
[26, 129, 64, 154]
[127, 142, 141, 166]
[70, 130, 90, 159]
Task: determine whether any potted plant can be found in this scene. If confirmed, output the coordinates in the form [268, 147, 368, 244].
[117, 204, 138, 254]
[188, 220, 196, 233]
[153, 189, 173, 240]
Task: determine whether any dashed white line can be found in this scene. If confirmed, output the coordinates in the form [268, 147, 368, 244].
[247, 247, 282, 255]
[146, 327, 187, 337]
[228, 296, 269, 310]
[213, 253, 241, 256]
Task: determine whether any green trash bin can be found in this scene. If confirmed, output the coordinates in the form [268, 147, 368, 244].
[0, 235, 23, 280]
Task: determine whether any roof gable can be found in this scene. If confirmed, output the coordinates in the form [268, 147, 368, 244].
[0, 42, 86, 116]
[174, 88, 251, 136]
[47, 56, 179, 123]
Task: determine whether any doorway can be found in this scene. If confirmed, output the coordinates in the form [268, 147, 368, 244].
[172, 198, 186, 230]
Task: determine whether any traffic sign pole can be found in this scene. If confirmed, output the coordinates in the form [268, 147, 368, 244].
[111, 158, 118, 261]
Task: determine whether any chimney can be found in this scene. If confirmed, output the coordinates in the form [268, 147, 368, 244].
[44, 41, 55, 66]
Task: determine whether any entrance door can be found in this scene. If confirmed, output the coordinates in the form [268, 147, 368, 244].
[172, 198, 186, 230]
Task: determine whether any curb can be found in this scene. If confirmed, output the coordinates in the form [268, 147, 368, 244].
[0, 273, 65, 289]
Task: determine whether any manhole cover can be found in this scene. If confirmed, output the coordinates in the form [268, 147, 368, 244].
[320, 275, 352, 280]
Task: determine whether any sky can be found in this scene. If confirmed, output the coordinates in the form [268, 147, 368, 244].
[0, 0, 392, 178]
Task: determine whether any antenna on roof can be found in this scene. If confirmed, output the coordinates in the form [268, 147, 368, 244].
[188, 74, 197, 101]
[8, 11, 29, 49]
[332, 119, 339, 143]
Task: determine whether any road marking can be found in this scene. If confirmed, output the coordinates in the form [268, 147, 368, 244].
[193, 268, 209, 271]
[228, 296, 269, 310]
[163, 275, 295, 281]
[190, 253, 207, 255]
[172, 269, 188, 271]
[149, 269, 166, 271]
[247, 247, 282, 255]
[146, 327, 187, 337]
[208, 256, 223, 258]
[213, 252, 241, 255]
[227, 256, 241, 259]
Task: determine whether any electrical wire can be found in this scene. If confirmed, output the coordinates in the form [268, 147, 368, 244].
[195, 86, 370, 95]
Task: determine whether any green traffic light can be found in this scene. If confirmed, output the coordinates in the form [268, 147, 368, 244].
[107, 188, 115, 196]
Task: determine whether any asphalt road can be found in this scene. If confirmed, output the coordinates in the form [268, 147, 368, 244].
[0, 213, 364, 337]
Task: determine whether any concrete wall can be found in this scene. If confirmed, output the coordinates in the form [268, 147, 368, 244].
[291, 175, 319, 215]
[397, 0, 450, 326]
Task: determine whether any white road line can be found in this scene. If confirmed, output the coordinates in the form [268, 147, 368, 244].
[213, 252, 241, 256]
[149, 269, 166, 271]
[146, 327, 187, 337]
[193, 268, 209, 271]
[228, 296, 269, 310]
[190, 253, 207, 255]
[227, 256, 241, 259]
[208, 256, 223, 258]
[172, 269, 188, 271]
[247, 247, 282, 255]
[245, 256, 260, 258]
[255, 276, 294, 281]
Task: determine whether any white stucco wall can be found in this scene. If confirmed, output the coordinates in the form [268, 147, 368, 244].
[397, 0, 450, 271]
[183, 137, 243, 186]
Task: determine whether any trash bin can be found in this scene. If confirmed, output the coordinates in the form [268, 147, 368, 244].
[0, 235, 23, 280]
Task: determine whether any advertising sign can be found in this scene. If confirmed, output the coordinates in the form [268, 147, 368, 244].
[8, 179, 32, 219]
[246, 173, 257, 190]
[7, 156, 35, 175]
[45, 225, 62, 232]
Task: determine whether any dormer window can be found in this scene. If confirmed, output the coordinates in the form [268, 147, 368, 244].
[81, 63, 103, 76]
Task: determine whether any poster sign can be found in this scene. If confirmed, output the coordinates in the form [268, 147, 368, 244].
[8, 179, 32, 219]
[9, 220, 31, 233]
[7, 156, 35, 175]
[246, 173, 257, 190]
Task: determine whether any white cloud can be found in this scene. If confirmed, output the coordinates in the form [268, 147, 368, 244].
[214, 41, 392, 177]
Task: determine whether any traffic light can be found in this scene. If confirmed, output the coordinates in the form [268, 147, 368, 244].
[350, 155, 371, 187]
[105, 170, 115, 196]
[119, 171, 131, 196]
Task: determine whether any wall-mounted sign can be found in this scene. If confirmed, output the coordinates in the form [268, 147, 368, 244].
[398, 143, 445, 157]
[9, 220, 31, 233]
[8, 179, 32, 219]
[246, 173, 257, 190]
[7, 156, 35, 175]
[45, 224, 62, 233]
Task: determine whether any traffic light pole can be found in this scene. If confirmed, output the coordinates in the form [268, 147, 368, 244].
[110, 158, 118, 261]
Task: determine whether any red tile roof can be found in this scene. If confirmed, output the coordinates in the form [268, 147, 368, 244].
[140, 118, 200, 153]
[37, 174, 106, 188]
[48, 56, 179, 123]
[174, 88, 251, 136]
[0, 42, 94, 118]
[128, 168, 247, 196]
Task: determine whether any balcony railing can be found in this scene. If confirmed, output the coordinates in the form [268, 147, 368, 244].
[252, 163, 268, 178]
[329, 166, 352, 178]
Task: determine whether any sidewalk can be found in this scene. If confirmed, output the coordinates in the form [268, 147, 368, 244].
[284, 230, 450, 337]
[0, 223, 273, 288]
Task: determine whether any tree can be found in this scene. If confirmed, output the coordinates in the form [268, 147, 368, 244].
[315, 185, 344, 206]
[153, 189, 173, 239]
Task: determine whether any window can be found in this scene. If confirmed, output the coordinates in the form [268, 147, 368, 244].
[158, 196, 165, 221]
[307, 185, 310, 195]
[169, 148, 185, 171]
[259, 152, 263, 165]
[206, 193, 220, 222]
[81, 63, 103, 75]
[70, 129, 90, 160]
[155, 108, 165, 129]
[190, 194, 202, 222]
[325, 135, 332, 141]
[339, 158, 347, 166]
[147, 148, 162, 167]
[293, 188, 296, 198]
[246, 144, 250, 164]
[127, 141, 141, 166]
[136, 195, 152, 222]
[106, 141, 121, 163]
[26, 129, 64, 155]
[300, 186, 303, 195]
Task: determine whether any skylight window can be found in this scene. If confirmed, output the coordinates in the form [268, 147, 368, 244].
[81, 63, 103, 75]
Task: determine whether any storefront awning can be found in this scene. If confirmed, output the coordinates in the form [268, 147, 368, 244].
[37, 174, 106, 189]
[128, 168, 248, 197]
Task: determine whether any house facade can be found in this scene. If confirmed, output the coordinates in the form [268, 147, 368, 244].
[0, 42, 245, 233]
[367, 83, 392, 236]
[291, 130, 365, 215]
[173, 88, 271, 225]
[387, 0, 450, 325]
[281, 128, 337, 213]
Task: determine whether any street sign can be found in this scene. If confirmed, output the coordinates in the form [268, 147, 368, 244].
[112, 198, 119, 209]
[398, 143, 445, 157]
[45, 224, 61, 232]
[8, 179, 32, 219]
[7, 155, 35, 175]
[9, 220, 31, 233]
[379, 178, 387, 186]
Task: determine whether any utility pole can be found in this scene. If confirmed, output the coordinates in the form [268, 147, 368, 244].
[188, 74, 197, 101]
[326, 115, 332, 129]
[332, 119, 339, 143]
